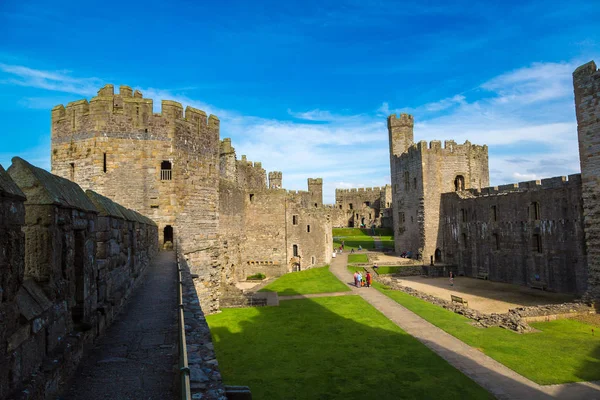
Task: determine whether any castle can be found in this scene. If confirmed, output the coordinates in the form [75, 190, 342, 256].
[386, 61, 600, 300]
[50, 84, 333, 313]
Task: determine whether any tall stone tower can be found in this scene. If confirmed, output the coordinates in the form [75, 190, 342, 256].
[269, 171, 283, 188]
[388, 114, 489, 261]
[51, 84, 222, 312]
[573, 60, 600, 304]
[308, 178, 323, 207]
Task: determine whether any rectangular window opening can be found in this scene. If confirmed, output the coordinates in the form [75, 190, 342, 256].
[532, 234, 542, 253]
[292, 215, 298, 225]
[249, 193, 254, 202]
[103, 153, 107, 173]
[70, 162, 75, 181]
[307, 225, 310, 233]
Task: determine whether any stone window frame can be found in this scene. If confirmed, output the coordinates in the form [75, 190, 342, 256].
[160, 160, 172, 181]
[307, 224, 311, 233]
[103, 153, 107, 173]
[292, 215, 299, 225]
[454, 175, 465, 191]
[491, 205, 498, 222]
[530, 202, 540, 221]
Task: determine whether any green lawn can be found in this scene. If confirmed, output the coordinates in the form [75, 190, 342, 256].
[374, 283, 600, 385]
[375, 266, 415, 274]
[207, 296, 491, 400]
[258, 266, 350, 295]
[347, 254, 369, 263]
[333, 228, 395, 250]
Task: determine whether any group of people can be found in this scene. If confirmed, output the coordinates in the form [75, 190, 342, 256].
[353, 271, 372, 288]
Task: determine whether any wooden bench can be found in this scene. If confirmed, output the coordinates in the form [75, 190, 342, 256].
[451, 295, 468, 307]
[530, 282, 547, 291]
[476, 272, 488, 280]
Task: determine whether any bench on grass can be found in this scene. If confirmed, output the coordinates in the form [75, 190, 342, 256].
[451, 295, 468, 307]
[476, 272, 488, 280]
[530, 282, 547, 291]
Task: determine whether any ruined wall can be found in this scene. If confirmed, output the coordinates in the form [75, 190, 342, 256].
[0, 165, 26, 400]
[440, 176, 587, 294]
[334, 185, 392, 228]
[236, 156, 267, 190]
[573, 60, 600, 302]
[388, 114, 489, 259]
[286, 200, 333, 270]
[1, 158, 158, 400]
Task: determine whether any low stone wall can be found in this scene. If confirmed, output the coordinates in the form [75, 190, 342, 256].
[377, 276, 594, 333]
[1, 158, 159, 400]
[178, 253, 227, 399]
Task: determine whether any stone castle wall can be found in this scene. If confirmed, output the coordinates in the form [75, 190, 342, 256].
[573, 61, 600, 303]
[0, 158, 158, 400]
[440, 175, 587, 294]
[334, 185, 393, 228]
[52, 84, 333, 313]
[388, 118, 490, 260]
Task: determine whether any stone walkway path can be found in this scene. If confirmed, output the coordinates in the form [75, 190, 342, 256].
[371, 236, 384, 251]
[330, 252, 600, 400]
[60, 251, 178, 400]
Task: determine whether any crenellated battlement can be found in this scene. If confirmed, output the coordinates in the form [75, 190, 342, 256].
[335, 186, 384, 194]
[307, 178, 323, 185]
[387, 113, 414, 128]
[393, 139, 488, 160]
[459, 174, 582, 197]
[51, 84, 219, 139]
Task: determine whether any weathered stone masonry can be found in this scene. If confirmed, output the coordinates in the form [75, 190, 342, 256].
[573, 60, 600, 303]
[0, 158, 157, 400]
[51, 85, 333, 313]
[333, 185, 393, 228]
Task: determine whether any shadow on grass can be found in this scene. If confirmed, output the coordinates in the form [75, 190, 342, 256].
[206, 287, 554, 400]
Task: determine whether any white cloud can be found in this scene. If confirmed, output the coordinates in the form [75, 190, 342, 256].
[3, 58, 591, 203]
[0, 63, 102, 96]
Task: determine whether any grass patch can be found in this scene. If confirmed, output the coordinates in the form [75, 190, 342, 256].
[258, 266, 350, 295]
[333, 236, 375, 251]
[347, 266, 368, 274]
[373, 283, 600, 384]
[333, 228, 395, 250]
[347, 254, 368, 263]
[207, 296, 491, 399]
[376, 266, 415, 274]
[246, 273, 266, 280]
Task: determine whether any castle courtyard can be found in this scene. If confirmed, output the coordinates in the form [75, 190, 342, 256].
[394, 276, 576, 314]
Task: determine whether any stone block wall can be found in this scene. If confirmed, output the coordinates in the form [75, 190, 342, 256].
[0, 158, 158, 400]
[388, 115, 489, 259]
[440, 175, 587, 294]
[573, 60, 600, 303]
[334, 185, 392, 228]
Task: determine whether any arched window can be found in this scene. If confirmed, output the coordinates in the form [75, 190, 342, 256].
[293, 244, 298, 257]
[161, 160, 172, 181]
[454, 175, 465, 191]
[434, 248, 442, 263]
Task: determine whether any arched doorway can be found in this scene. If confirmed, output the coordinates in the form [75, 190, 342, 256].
[164, 225, 173, 244]
[435, 248, 442, 263]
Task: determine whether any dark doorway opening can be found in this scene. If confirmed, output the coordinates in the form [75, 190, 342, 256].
[454, 175, 465, 191]
[164, 225, 173, 244]
[435, 248, 442, 263]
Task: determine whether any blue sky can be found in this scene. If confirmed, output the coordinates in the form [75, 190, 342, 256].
[1, 0, 599, 203]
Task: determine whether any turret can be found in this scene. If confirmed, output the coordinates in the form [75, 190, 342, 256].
[307, 178, 323, 207]
[269, 171, 282, 189]
[388, 113, 414, 158]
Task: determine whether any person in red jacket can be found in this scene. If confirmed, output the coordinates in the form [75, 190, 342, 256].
[366, 272, 372, 288]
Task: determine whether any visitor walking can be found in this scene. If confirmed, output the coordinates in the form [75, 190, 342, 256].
[357, 271, 363, 288]
[449, 271, 454, 286]
[366, 272, 372, 288]
[353, 271, 358, 287]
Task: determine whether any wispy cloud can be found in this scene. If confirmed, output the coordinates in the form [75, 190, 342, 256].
[2, 58, 591, 203]
[0, 63, 101, 96]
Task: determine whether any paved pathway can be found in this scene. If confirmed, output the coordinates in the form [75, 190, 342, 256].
[60, 251, 178, 400]
[330, 252, 600, 400]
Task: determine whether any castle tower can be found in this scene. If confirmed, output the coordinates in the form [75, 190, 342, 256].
[573, 60, 600, 303]
[388, 113, 414, 169]
[269, 171, 282, 188]
[50, 84, 223, 312]
[388, 114, 489, 261]
[307, 178, 323, 207]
